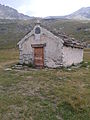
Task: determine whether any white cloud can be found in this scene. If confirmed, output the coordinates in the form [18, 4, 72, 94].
[17, 0, 90, 17]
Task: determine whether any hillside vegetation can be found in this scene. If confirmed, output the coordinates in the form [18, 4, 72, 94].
[0, 19, 90, 49]
[42, 19, 90, 43]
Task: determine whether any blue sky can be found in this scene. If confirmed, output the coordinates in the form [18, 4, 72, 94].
[0, 0, 90, 17]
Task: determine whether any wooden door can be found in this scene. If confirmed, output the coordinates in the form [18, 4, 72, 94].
[34, 47, 44, 68]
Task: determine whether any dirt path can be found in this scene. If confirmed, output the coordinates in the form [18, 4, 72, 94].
[0, 60, 18, 69]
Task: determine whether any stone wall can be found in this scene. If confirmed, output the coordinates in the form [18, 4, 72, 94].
[18, 24, 83, 68]
[62, 46, 83, 67]
[19, 25, 63, 68]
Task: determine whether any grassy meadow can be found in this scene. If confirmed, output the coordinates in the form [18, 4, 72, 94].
[0, 19, 90, 120]
[0, 48, 90, 120]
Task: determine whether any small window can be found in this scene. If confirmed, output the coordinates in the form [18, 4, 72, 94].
[35, 27, 41, 34]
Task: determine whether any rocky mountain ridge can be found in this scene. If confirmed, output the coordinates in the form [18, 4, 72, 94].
[66, 7, 90, 20]
[45, 7, 90, 20]
[0, 4, 32, 19]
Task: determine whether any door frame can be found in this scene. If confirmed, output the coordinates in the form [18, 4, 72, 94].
[31, 44, 46, 68]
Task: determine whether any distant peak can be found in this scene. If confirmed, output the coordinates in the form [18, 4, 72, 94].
[0, 4, 32, 20]
[66, 6, 90, 20]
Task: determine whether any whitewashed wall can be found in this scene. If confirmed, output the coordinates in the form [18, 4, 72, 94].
[18, 24, 84, 68]
[62, 46, 83, 67]
[19, 26, 63, 68]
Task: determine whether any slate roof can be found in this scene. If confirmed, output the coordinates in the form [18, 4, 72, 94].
[50, 30, 84, 49]
[40, 24, 85, 49]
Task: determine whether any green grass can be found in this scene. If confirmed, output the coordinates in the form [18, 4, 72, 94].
[0, 49, 19, 62]
[0, 19, 90, 119]
[0, 49, 19, 69]
[84, 48, 90, 62]
[0, 49, 90, 120]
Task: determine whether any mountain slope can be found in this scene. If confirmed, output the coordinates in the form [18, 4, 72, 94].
[0, 4, 31, 19]
[0, 19, 90, 49]
[66, 7, 90, 20]
[45, 7, 90, 20]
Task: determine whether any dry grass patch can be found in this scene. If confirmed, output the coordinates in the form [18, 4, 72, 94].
[0, 49, 19, 68]
[84, 48, 90, 62]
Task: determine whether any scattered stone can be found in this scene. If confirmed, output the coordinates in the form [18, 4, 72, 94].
[59, 77, 63, 80]
[71, 64, 81, 69]
[67, 68, 72, 71]
[12, 64, 23, 70]
[4, 68, 12, 71]
[15, 65, 23, 67]
[23, 66, 29, 70]
[87, 65, 90, 68]
[56, 115, 63, 120]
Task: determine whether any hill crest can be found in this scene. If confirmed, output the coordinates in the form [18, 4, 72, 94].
[0, 4, 32, 20]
